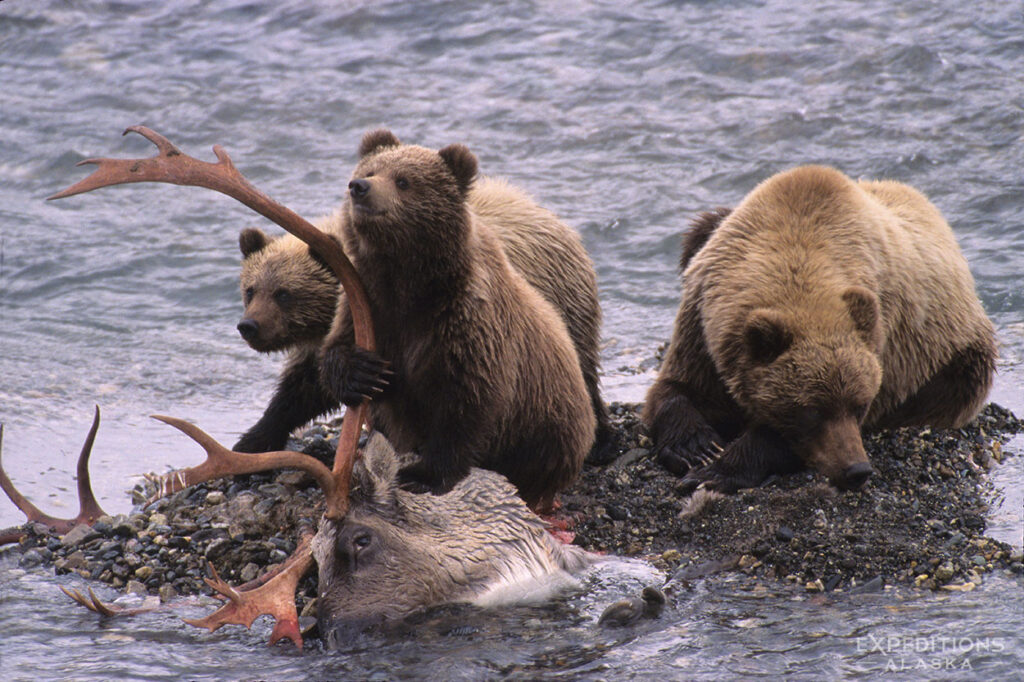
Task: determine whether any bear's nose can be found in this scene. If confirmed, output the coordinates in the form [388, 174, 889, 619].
[837, 462, 873, 491]
[237, 318, 260, 341]
[349, 178, 371, 199]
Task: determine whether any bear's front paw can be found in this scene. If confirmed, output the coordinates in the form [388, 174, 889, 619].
[654, 428, 723, 477]
[321, 345, 392, 407]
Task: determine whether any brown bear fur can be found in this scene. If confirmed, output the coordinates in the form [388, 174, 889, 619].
[320, 129, 596, 510]
[232, 179, 610, 458]
[233, 213, 347, 453]
[644, 165, 996, 493]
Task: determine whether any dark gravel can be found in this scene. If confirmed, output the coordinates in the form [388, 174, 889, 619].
[4, 402, 1022, 607]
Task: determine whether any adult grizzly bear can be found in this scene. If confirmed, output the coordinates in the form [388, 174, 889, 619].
[320, 129, 595, 511]
[644, 165, 996, 493]
[231, 178, 611, 458]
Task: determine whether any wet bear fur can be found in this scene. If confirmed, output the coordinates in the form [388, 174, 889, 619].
[644, 165, 996, 493]
[233, 180, 610, 458]
[320, 129, 596, 511]
[234, 214, 346, 453]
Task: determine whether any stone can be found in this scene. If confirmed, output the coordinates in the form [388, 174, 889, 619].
[61, 524, 100, 548]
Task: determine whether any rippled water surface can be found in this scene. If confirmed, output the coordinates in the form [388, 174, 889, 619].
[1, 1, 1022, 679]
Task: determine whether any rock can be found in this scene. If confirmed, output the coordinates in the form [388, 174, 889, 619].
[933, 562, 954, 582]
[134, 566, 153, 580]
[850, 576, 884, 594]
[18, 548, 45, 568]
[775, 526, 795, 542]
[239, 563, 260, 583]
[159, 584, 177, 603]
[205, 491, 226, 506]
[125, 580, 148, 596]
[610, 448, 648, 470]
[61, 524, 100, 548]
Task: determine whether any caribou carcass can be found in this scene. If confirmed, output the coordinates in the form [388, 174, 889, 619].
[0, 127, 593, 648]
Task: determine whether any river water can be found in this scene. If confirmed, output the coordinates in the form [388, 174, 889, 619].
[1, 1, 1021, 679]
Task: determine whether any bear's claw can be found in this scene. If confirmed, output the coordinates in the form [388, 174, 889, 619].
[321, 345, 392, 407]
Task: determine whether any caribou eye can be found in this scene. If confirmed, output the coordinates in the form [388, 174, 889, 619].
[244, 287, 255, 304]
[273, 289, 291, 305]
[353, 533, 372, 552]
[395, 177, 410, 190]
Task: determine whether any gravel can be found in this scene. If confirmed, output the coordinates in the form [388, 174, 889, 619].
[4, 402, 1021, 606]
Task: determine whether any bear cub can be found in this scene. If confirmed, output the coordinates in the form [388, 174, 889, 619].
[644, 165, 996, 494]
[233, 180, 610, 462]
[320, 129, 596, 511]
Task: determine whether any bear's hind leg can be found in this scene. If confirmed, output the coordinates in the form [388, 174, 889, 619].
[678, 425, 802, 495]
[874, 341, 996, 431]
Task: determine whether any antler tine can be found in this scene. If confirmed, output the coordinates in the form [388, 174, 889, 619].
[0, 407, 109, 544]
[183, 534, 316, 649]
[147, 415, 337, 506]
[50, 126, 375, 521]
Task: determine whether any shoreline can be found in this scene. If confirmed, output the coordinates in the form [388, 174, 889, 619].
[4, 402, 1022, 615]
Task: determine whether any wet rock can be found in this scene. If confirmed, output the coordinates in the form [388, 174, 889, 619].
[61, 524, 100, 548]
[159, 584, 177, 603]
[125, 580, 147, 596]
[850, 576, 884, 594]
[775, 526, 795, 542]
[19, 548, 46, 568]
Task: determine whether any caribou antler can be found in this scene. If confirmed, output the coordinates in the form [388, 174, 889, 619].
[0, 406, 108, 545]
[49, 126, 372, 520]
[145, 415, 339, 506]
[184, 533, 316, 649]
[50, 127, 378, 647]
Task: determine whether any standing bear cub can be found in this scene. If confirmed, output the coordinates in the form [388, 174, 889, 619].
[233, 180, 610, 462]
[320, 129, 596, 511]
[644, 166, 996, 493]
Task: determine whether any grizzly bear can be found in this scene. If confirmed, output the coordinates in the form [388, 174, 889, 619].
[232, 178, 611, 459]
[644, 165, 996, 493]
[319, 129, 596, 511]
[233, 213, 347, 453]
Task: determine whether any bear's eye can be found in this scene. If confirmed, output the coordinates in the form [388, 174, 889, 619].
[273, 289, 292, 305]
[244, 287, 255, 304]
[795, 407, 823, 433]
[395, 177, 410, 190]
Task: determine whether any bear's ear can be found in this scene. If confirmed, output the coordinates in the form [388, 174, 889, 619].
[239, 227, 269, 257]
[744, 309, 793, 365]
[307, 234, 343, 280]
[842, 286, 882, 352]
[438, 143, 478, 195]
[359, 129, 401, 158]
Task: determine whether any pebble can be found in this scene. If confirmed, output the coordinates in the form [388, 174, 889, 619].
[61, 524, 100, 548]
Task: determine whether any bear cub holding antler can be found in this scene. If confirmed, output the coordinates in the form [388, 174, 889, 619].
[320, 129, 595, 511]
[233, 172, 611, 468]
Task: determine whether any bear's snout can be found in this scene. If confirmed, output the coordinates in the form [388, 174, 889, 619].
[835, 461, 873, 491]
[349, 179, 371, 200]
[237, 318, 260, 342]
